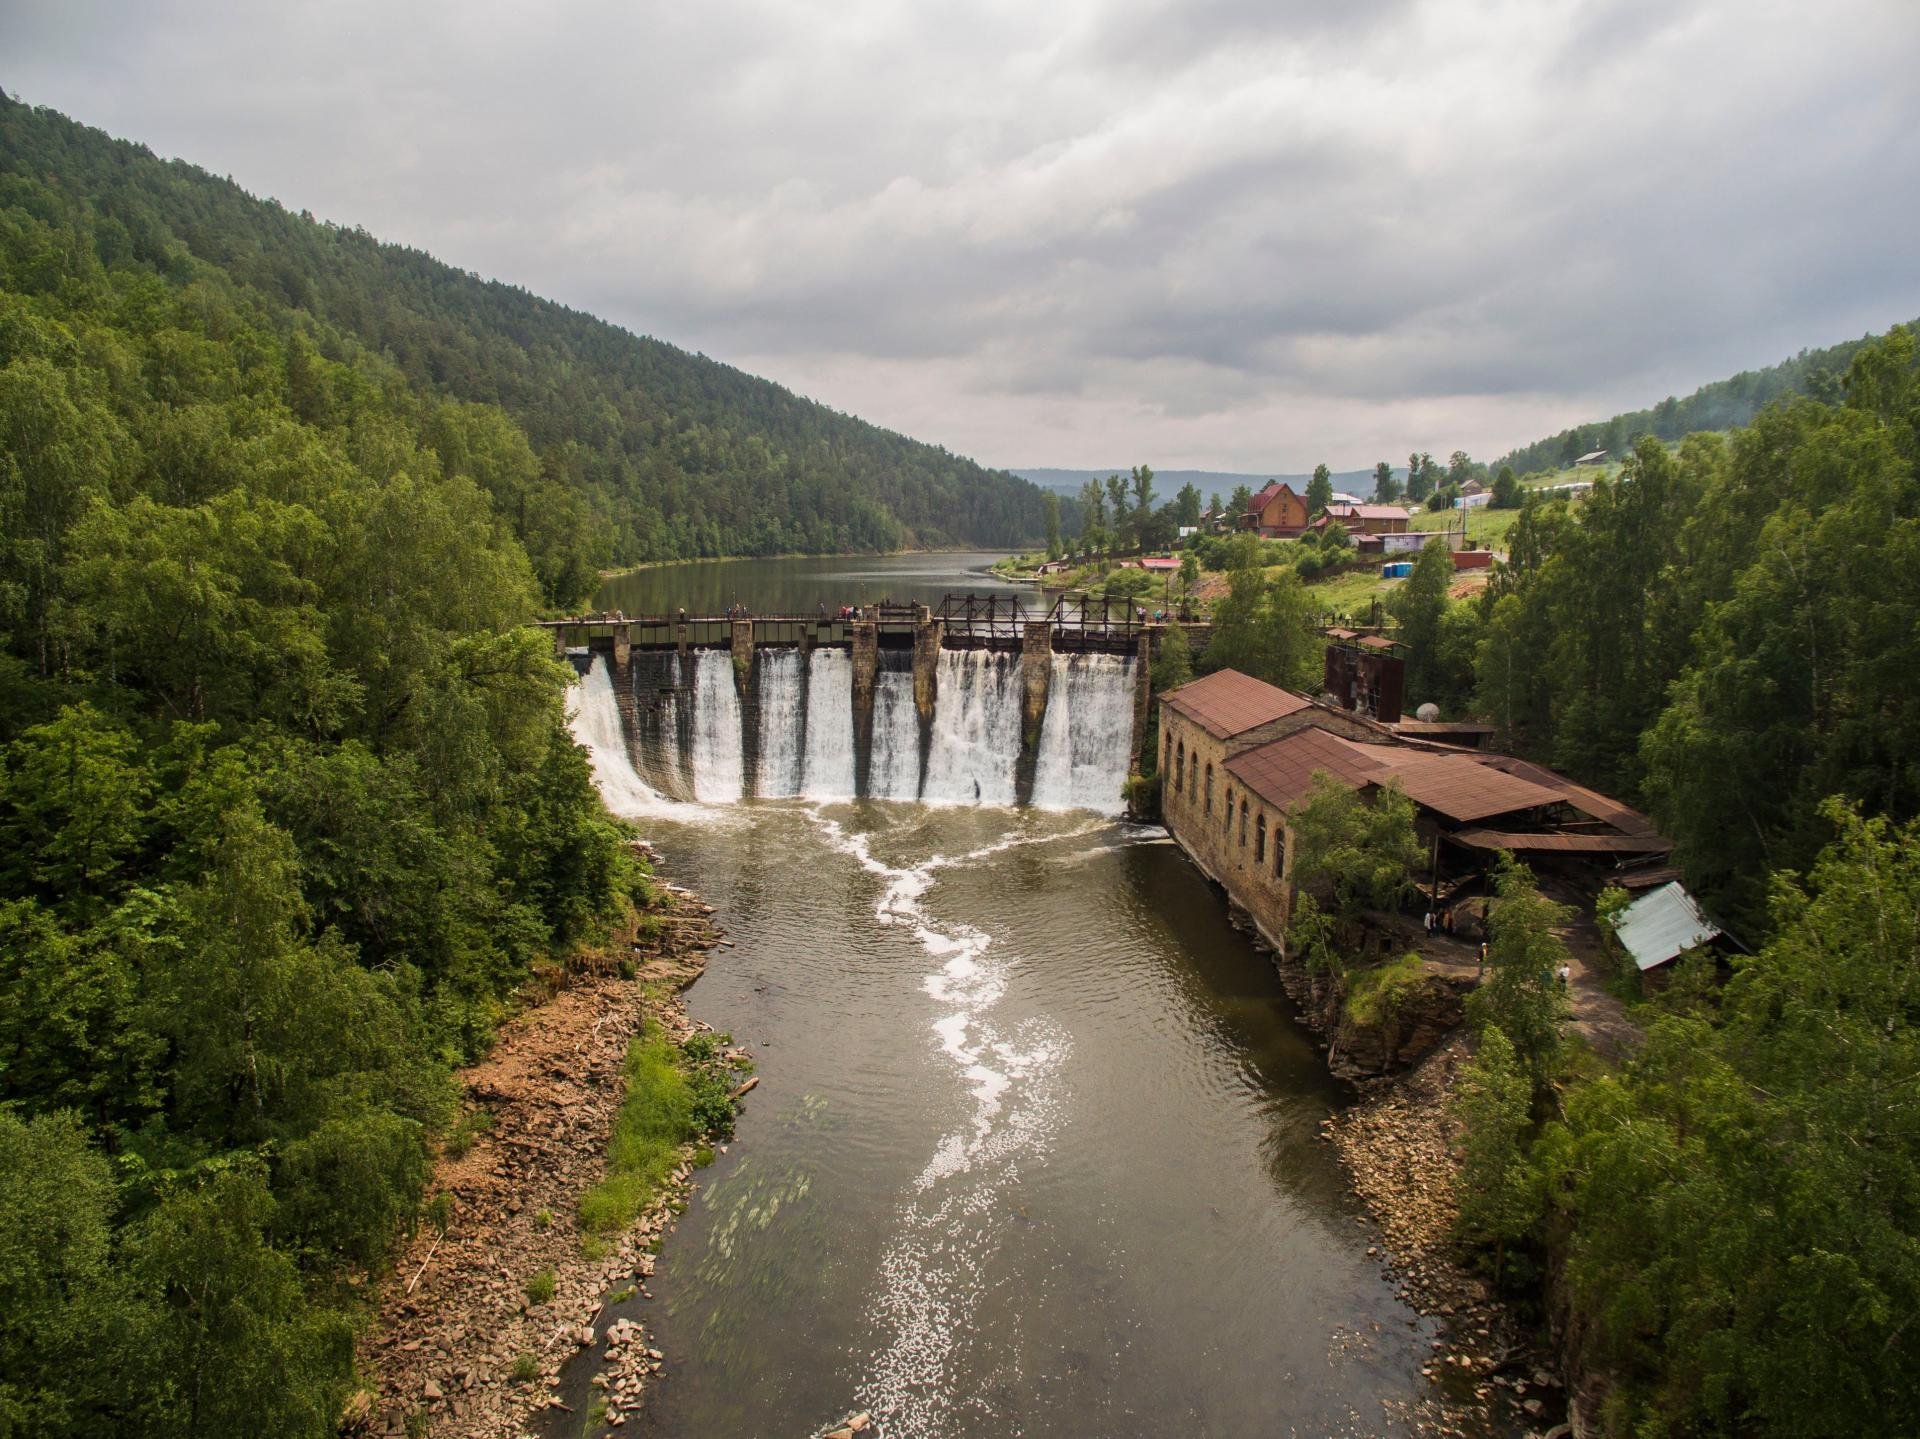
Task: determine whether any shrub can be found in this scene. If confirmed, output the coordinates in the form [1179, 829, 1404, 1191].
[523, 1267, 556, 1306]
[509, 1352, 539, 1384]
[1343, 953, 1426, 1028]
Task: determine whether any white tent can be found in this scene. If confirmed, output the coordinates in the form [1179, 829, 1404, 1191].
[1614, 882, 1721, 971]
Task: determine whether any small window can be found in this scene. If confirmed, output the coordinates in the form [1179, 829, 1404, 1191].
[1175, 742, 1186, 794]
[1205, 764, 1213, 814]
[1239, 798, 1249, 846]
[1224, 787, 1234, 830]
[1276, 828, 1287, 877]
[1255, 815, 1266, 865]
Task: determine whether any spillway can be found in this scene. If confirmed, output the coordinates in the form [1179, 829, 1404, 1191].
[607, 645, 1137, 813]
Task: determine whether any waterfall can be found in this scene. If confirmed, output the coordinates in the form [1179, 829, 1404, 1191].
[756, 649, 805, 798]
[690, 649, 744, 803]
[921, 649, 1023, 807]
[1031, 653, 1138, 816]
[801, 648, 856, 800]
[566, 658, 682, 819]
[868, 660, 923, 801]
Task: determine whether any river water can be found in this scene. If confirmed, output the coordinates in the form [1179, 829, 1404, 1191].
[571, 554, 1437, 1437]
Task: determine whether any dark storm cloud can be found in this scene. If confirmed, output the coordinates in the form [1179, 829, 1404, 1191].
[6, 0, 1917, 468]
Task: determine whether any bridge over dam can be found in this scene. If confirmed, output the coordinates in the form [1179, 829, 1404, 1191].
[546, 596, 1209, 811]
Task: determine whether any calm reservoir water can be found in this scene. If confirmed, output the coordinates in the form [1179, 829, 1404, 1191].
[568, 553, 1438, 1437]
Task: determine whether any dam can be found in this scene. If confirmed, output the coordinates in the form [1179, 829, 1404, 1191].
[546, 596, 1162, 813]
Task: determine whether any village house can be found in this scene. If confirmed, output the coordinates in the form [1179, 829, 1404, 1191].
[1158, 668, 1670, 954]
[1239, 482, 1310, 538]
[1315, 502, 1413, 536]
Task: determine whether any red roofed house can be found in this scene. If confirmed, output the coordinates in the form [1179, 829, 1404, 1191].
[1240, 482, 1310, 538]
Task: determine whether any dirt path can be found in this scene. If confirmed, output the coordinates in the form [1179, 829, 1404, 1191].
[349, 884, 722, 1438]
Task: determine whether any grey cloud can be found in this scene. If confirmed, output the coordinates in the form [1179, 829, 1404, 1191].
[4, 0, 1917, 470]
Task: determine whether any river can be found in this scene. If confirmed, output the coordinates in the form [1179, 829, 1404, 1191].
[569, 553, 1439, 1437]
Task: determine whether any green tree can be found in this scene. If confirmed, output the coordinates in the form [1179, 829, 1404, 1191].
[1490, 464, 1521, 508]
[1386, 538, 1453, 704]
[1151, 621, 1193, 692]
[1285, 773, 1422, 932]
[1464, 855, 1568, 1093]
[1450, 1026, 1541, 1274]
[1173, 482, 1202, 528]
[1177, 550, 1200, 599]
[1375, 460, 1399, 502]
[1307, 464, 1333, 515]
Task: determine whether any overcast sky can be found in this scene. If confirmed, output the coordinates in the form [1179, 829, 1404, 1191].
[7, 0, 1918, 472]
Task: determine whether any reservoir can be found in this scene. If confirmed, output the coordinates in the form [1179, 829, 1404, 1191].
[570, 553, 1438, 1436]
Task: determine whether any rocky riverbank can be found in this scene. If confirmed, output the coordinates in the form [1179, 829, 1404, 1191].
[1238, 915, 1571, 1438]
[349, 878, 731, 1438]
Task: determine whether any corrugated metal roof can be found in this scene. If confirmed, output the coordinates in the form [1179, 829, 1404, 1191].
[1163, 669, 1311, 739]
[1476, 754, 1660, 836]
[1226, 725, 1387, 810]
[1614, 882, 1721, 970]
[1450, 828, 1674, 855]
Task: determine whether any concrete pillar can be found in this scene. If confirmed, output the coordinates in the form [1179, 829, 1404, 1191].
[612, 625, 631, 671]
[551, 626, 568, 660]
[730, 618, 754, 691]
[912, 616, 944, 724]
[675, 623, 691, 659]
[851, 621, 878, 796]
[1014, 621, 1053, 806]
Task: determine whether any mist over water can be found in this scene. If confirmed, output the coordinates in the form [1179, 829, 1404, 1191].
[565, 555, 1438, 1437]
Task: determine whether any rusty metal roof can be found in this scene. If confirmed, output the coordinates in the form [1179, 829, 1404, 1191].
[1162, 669, 1311, 739]
[1449, 828, 1674, 855]
[1225, 725, 1387, 810]
[1475, 754, 1659, 835]
[1353, 745, 1565, 822]
[1356, 635, 1399, 651]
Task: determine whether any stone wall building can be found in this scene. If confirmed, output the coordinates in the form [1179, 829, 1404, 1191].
[1158, 668, 1673, 954]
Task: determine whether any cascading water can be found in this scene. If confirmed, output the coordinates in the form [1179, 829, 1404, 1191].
[1030, 653, 1138, 816]
[565, 657, 688, 819]
[756, 649, 806, 799]
[920, 650, 1023, 807]
[605, 639, 1136, 813]
[801, 649, 856, 800]
[867, 660, 923, 801]
[690, 649, 744, 803]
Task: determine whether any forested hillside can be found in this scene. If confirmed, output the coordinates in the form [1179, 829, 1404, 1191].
[0, 94, 1056, 580]
[0, 94, 657, 1432]
[1496, 319, 1916, 475]
[1393, 328, 1920, 1435]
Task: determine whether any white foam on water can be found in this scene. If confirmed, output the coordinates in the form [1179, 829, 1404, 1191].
[565, 658, 714, 824]
[805, 809, 1146, 1434]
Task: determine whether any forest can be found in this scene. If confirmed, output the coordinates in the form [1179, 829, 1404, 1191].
[0, 95, 662, 1432]
[0, 94, 1059, 583]
[1390, 329, 1920, 1432]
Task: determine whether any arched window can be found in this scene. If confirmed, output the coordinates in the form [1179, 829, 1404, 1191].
[1204, 764, 1213, 814]
[1163, 729, 1173, 773]
[1239, 798, 1249, 846]
[1175, 741, 1186, 793]
[1255, 815, 1266, 865]
[1224, 787, 1234, 830]
[1275, 825, 1286, 877]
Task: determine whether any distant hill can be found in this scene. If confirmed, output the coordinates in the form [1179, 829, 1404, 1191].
[1495, 321, 1918, 475]
[1015, 467, 1393, 500]
[0, 95, 1058, 565]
